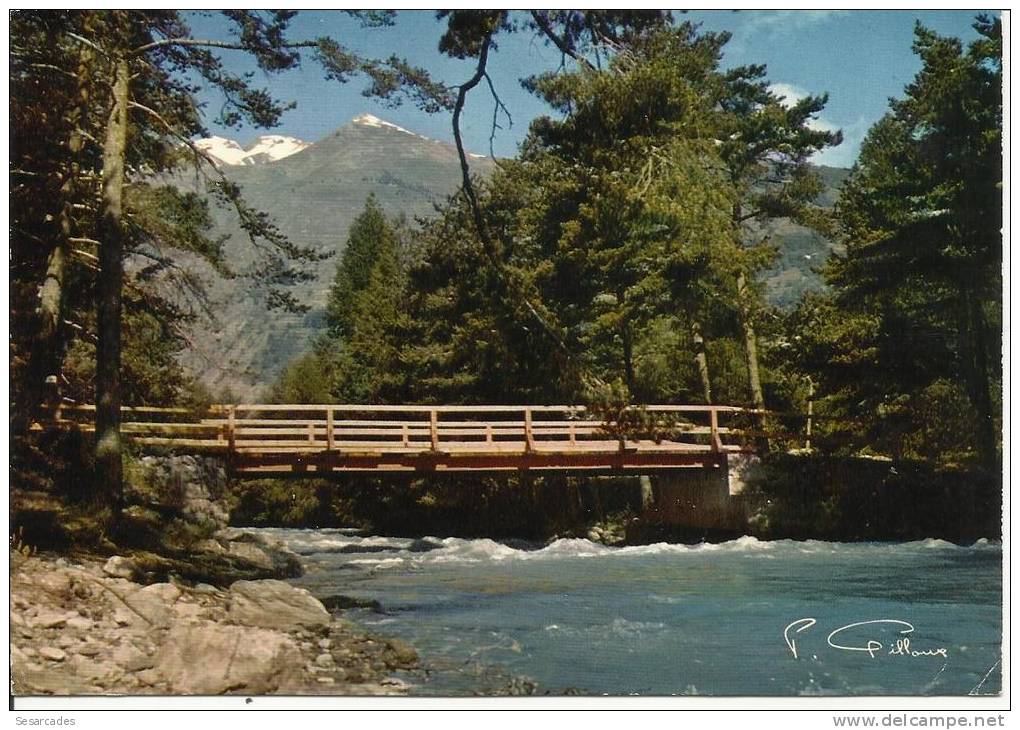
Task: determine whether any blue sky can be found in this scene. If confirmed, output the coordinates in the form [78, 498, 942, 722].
[188, 10, 993, 169]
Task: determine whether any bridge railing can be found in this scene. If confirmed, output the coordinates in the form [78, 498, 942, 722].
[32, 403, 752, 457]
[201, 404, 748, 455]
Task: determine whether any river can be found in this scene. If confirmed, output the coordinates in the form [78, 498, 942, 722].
[258, 528, 1002, 697]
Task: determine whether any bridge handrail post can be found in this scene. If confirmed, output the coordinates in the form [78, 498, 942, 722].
[326, 408, 334, 451]
[524, 408, 535, 453]
[429, 409, 438, 451]
[709, 407, 722, 453]
[227, 405, 236, 453]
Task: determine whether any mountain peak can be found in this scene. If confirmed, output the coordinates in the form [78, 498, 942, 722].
[193, 133, 309, 166]
[351, 113, 419, 137]
[348, 113, 486, 158]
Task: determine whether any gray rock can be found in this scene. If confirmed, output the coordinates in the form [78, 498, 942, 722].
[193, 539, 226, 554]
[34, 571, 73, 598]
[30, 609, 74, 629]
[112, 644, 155, 672]
[386, 638, 418, 666]
[75, 643, 101, 657]
[313, 653, 334, 668]
[103, 556, 136, 580]
[38, 647, 67, 662]
[228, 580, 330, 630]
[135, 669, 161, 687]
[227, 542, 274, 570]
[122, 583, 179, 628]
[66, 616, 93, 631]
[154, 622, 302, 694]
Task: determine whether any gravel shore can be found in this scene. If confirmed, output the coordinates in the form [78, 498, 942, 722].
[10, 550, 419, 696]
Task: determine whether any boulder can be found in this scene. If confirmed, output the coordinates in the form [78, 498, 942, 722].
[30, 609, 75, 629]
[227, 542, 274, 570]
[34, 571, 73, 599]
[123, 583, 180, 628]
[103, 556, 137, 580]
[38, 647, 67, 662]
[111, 644, 154, 672]
[193, 539, 226, 554]
[227, 580, 330, 631]
[154, 622, 303, 694]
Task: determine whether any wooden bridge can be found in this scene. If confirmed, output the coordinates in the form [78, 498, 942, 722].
[37, 403, 754, 476]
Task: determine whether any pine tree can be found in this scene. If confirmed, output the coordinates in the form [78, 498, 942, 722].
[325, 194, 401, 343]
[813, 16, 1002, 466]
[11, 10, 442, 519]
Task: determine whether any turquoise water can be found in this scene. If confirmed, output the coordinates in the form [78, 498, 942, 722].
[261, 528, 1002, 696]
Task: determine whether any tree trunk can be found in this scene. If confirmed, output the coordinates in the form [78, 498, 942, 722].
[736, 270, 769, 451]
[691, 320, 712, 404]
[731, 202, 768, 450]
[95, 57, 130, 517]
[21, 45, 92, 424]
[621, 324, 635, 395]
[736, 271, 765, 410]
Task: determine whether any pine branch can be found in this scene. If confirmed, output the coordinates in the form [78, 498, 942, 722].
[129, 37, 318, 57]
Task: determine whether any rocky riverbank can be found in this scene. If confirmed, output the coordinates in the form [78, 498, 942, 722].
[10, 549, 419, 696]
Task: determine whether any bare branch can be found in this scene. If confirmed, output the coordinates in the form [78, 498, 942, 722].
[66, 32, 108, 57]
[129, 37, 318, 58]
[450, 28, 584, 378]
[528, 11, 595, 71]
[483, 71, 512, 160]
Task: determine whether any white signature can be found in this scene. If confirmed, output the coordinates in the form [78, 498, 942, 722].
[784, 618, 949, 660]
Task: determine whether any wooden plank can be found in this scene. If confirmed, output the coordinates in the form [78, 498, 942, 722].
[429, 410, 439, 451]
[43, 404, 194, 415]
[130, 437, 228, 449]
[326, 409, 334, 451]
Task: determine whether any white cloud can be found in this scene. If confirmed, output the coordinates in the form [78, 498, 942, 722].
[768, 82, 809, 109]
[766, 82, 869, 168]
[812, 117, 872, 168]
[741, 10, 847, 34]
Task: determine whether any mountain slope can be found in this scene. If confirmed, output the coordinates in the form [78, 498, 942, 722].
[173, 115, 845, 400]
[761, 165, 850, 308]
[176, 115, 493, 400]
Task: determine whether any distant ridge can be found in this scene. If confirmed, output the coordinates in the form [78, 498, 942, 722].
[177, 114, 495, 400]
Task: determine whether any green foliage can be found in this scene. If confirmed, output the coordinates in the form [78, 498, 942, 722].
[795, 16, 1002, 466]
[267, 351, 333, 404]
[325, 194, 401, 342]
[230, 479, 344, 528]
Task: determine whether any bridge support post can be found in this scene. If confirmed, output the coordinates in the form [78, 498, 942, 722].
[638, 456, 749, 534]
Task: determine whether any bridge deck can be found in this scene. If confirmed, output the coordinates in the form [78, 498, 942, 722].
[34, 403, 753, 475]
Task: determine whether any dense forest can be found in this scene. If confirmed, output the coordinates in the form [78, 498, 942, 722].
[10, 11, 1002, 546]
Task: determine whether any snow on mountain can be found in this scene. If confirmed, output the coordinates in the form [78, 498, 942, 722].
[193, 134, 310, 166]
[242, 134, 311, 164]
[350, 113, 488, 158]
[193, 136, 249, 166]
[351, 112, 420, 137]
[193, 114, 489, 170]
